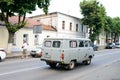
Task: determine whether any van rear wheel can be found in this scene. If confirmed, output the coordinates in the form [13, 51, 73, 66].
[68, 61, 75, 70]
[47, 62, 57, 68]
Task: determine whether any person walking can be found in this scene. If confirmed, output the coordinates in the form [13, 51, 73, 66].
[22, 41, 28, 58]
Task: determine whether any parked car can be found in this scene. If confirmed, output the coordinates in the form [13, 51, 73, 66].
[92, 44, 98, 51]
[106, 43, 116, 49]
[30, 46, 42, 57]
[115, 43, 120, 48]
[0, 48, 6, 61]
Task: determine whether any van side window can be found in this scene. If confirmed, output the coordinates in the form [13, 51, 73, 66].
[79, 41, 84, 47]
[89, 41, 93, 47]
[44, 41, 51, 47]
[70, 41, 77, 48]
[84, 41, 89, 47]
[53, 41, 61, 48]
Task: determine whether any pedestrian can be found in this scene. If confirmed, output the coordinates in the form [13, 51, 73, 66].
[21, 40, 28, 59]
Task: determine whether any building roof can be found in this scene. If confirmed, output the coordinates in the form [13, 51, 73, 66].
[8, 16, 56, 31]
[30, 12, 81, 20]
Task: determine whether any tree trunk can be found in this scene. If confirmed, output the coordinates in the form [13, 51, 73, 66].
[7, 32, 14, 54]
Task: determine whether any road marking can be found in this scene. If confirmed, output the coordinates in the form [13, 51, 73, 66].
[0, 65, 48, 76]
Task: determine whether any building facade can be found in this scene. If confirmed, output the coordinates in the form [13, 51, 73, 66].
[31, 12, 89, 38]
[31, 12, 107, 48]
[0, 17, 57, 52]
[0, 12, 109, 52]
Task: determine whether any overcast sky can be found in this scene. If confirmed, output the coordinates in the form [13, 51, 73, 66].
[27, 0, 120, 18]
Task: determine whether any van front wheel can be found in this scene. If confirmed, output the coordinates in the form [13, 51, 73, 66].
[83, 58, 91, 65]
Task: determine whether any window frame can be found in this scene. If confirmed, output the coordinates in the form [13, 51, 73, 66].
[69, 40, 77, 48]
[62, 21, 65, 30]
[52, 41, 61, 48]
[70, 22, 72, 31]
[44, 41, 52, 47]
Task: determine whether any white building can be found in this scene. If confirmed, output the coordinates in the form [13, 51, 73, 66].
[31, 12, 107, 49]
[31, 12, 88, 38]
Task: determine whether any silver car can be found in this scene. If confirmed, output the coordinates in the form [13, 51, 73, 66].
[30, 47, 42, 57]
[115, 43, 120, 48]
[0, 48, 6, 61]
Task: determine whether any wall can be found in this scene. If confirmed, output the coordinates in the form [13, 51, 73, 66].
[57, 13, 88, 38]
[32, 12, 88, 38]
[0, 26, 8, 49]
[12, 28, 57, 51]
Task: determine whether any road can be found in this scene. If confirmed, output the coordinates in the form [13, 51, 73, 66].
[0, 49, 120, 80]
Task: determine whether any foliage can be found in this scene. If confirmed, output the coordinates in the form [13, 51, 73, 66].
[105, 16, 120, 40]
[112, 17, 120, 36]
[80, 0, 106, 42]
[104, 16, 113, 34]
[0, 0, 50, 43]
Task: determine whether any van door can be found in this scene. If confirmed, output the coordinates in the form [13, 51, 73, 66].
[77, 40, 87, 61]
[43, 40, 62, 61]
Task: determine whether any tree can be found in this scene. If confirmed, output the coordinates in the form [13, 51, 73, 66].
[104, 16, 113, 43]
[0, 0, 50, 52]
[105, 16, 120, 43]
[80, 0, 106, 42]
[104, 16, 113, 34]
[111, 17, 120, 42]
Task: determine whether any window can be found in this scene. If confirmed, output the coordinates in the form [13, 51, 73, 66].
[84, 41, 89, 47]
[81, 24, 84, 32]
[70, 22, 72, 31]
[34, 35, 39, 45]
[76, 24, 78, 32]
[44, 41, 51, 47]
[23, 34, 29, 44]
[79, 41, 84, 47]
[70, 41, 77, 48]
[62, 21, 65, 30]
[53, 41, 61, 48]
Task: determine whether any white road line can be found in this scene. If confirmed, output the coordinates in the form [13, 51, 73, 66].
[0, 65, 48, 76]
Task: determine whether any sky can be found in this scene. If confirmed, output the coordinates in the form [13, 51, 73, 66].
[27, 0, 120, 18]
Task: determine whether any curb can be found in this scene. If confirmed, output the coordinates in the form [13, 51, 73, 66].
[6, 51, 30, 59]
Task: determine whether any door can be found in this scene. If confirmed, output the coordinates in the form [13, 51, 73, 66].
[77, 40, 87, 61]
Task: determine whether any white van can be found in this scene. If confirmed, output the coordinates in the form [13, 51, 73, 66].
[41, 38, 94, 69]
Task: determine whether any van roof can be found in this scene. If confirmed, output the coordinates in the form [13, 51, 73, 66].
[44, 37, 90, 41]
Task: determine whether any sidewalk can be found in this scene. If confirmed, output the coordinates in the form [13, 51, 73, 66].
[6, 51, 30, 59]
[6, 49, 104, 59]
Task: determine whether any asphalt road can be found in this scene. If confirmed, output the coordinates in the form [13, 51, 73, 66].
[0, 49, 120, 80]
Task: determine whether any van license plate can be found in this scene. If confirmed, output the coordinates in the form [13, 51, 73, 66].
[44, 53, 51, 58]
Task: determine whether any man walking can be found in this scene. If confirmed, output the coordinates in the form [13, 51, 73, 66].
[22, 41, 28, 58]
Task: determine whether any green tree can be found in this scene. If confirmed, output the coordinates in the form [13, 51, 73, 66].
[104, 16, 113, 34]
[0, 0, 50, 43]
[105, 16, 120, 43]
[112, 17, 120, 35]
[104, 16, 113, 43]
[112, 17, 120, 42]
[80, 0, 106, 42]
